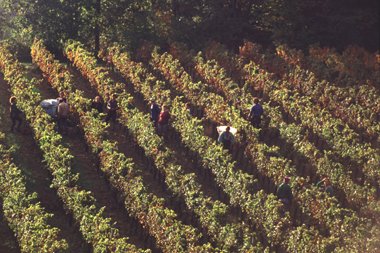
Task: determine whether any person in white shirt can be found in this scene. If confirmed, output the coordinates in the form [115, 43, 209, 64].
[218, 126, 235, 150]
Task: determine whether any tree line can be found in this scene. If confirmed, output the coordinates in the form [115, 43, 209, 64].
[0, 0, 378, 52]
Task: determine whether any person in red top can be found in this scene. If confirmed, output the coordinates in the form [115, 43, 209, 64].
[158, 105, 170, 134]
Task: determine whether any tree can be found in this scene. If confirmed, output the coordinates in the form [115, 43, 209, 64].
[254, 0, 379, 51]
[0, 0, 378, 52]
[0, 0, 84, 48]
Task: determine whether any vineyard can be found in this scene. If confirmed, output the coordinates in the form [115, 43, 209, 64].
[0, 38, 379, 253]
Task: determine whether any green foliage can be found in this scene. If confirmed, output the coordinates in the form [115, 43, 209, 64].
[0, 133, 68, 253]
[62, 39, 216, 252]
[255, 0, 379, 50]
[1, 0, 378, 51]
[0, 0, 84, 47]
[1, 40, 147, 253]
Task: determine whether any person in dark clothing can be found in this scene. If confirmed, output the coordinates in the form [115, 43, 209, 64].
[105, 94, 118, 123]
[158, 105, 170, 134]
[186, 102, 193, 115]
[277, 177, 293, 205]
[150, 100, 160, 127]
[248, 98, 264, 128]
[57, 98, 70, 134]
[218, 126, 235, 150]
[104, 93, 110, 104]
[317, 176, 334, 197]
[9, 96, 22, 132]
[91, 96, 103, 113]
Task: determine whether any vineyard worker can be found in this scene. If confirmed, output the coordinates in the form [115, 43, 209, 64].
[186, 102, 193, 115]
[106, 51, 114, 71]
[105, 94, 118, 123]
[248, 98, 264, 128]
[57, 91, 67, 102]
[277, 176, 293, 205]
[57, 98, 70, 134]
[317, 177, 334, 197]
[104, 93, 110, 104]
[150, 100, 160, 127]
[218, 126, 235, 150]
[91, 95, 104, 113]
[9, 96, 22, 132]
[158, 105, 170, 134]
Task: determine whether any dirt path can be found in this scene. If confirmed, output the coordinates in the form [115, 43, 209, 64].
[102, 65, 248, 230]
[108, 67, 233, 206]
[152, 60, 332, 229]
[0, 76, 89, 253]
[29, 65, 157, 252]
[67, 64, 212, 241]
[186, 61, 364, 209]
[68, 63, 172, 202]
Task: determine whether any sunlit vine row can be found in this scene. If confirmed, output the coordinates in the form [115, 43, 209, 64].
[0, 131, 68, 253]
[33, 39, 211, 253]
[0, 41, 145, 253]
